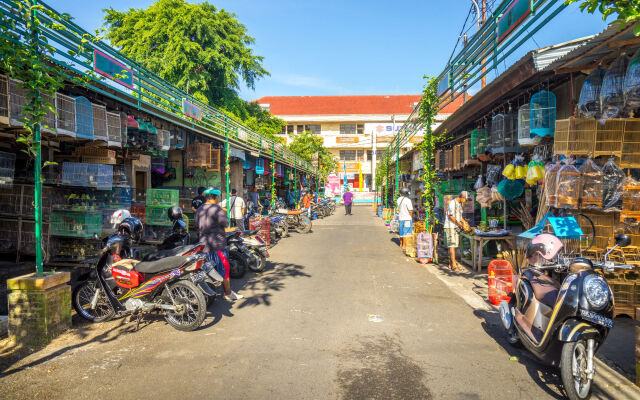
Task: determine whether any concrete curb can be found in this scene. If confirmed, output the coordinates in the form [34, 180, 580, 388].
[421, 262, 640, 399]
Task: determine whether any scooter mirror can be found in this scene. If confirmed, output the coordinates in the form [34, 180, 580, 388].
[614, 234, 631, 248]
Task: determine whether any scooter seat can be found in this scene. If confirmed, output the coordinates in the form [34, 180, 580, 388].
[288, 210, 303, 215]
[133, 256, 188, 274]
[142, 245, 193, 262]
[523, 269, 560, 307]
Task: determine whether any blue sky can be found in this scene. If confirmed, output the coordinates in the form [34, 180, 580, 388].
[48, 0, 610, 101]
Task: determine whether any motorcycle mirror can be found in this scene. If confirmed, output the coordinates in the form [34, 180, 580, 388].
[614, 234, 631, 248]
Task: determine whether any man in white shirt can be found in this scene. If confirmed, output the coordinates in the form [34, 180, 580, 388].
[396, 187, 413, 250]
[221, 188, 246, 229]
[444, 191, 468, 271]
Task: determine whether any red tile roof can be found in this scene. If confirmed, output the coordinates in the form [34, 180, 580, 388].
[254, 95, 465, 116]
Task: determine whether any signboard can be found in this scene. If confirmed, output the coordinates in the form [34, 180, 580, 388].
[437, 74, 450, 97]
[182, 98, 203, 121]
[497, 0, 534, 43]
[337, 137, 359, 144]
[93, 49, 134, 89]
[376, 136, 393, 143]
[365, 122, 425, 136]
[410, 136, 424, 144]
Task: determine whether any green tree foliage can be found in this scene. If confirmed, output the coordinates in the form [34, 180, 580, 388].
[567, 0, 640, 35]
[287, 131, 337, 179]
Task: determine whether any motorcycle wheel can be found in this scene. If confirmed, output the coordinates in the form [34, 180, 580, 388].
[296, 216, 312, 234]
[281, 221, 289, 238]
[228, 250, 247, 279]
[164, 280, 206, 332]
[72, 280, 115, 323]
[560, 339, 593, 400]
[248, 249, 266, 272]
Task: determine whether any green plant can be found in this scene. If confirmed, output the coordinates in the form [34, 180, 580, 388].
[566, 0, 640, 35]
[287, 131, 336, 179]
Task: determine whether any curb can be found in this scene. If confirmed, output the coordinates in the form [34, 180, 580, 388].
[421, 262, 640, 399]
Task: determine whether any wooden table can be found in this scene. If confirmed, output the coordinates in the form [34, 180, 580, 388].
[458, 232, 517, 272]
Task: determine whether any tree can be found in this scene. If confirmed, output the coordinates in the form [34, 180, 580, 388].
[103, 0, 269, 108]
[287, 131, 337, 179]
[567, 0, 640, 35]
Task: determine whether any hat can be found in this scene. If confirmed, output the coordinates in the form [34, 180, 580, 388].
[203, 187, 221, 196]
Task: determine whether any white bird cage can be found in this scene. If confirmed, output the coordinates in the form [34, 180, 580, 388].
[55, 93, 76, 137]
[159, 129, 171, 151]
[0, 75, 8, 125]
[9, 79, 55, 132]
[517, 103, 541, 147]
[490, 113, 517, 153]
[73, 96, 93, 140]
[106, 112, 121, 147]
[92, 104, 108, 142]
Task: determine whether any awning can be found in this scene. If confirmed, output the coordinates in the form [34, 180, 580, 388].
[229, 146, 246, 160]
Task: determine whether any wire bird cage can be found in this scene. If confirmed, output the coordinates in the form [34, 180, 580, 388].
[0, 75, 8, 125]
[601, 55, 627, 119]
[470, 128, 488, 157]
[91, 104, 108, 142]
[9, 79, 55, 133]
[170, 129, 185, 149]
[159, 129, 171, 151]
[73, 96, 94, 140]
[55, 93, 76, 137]
[625, 49, 640, 113]
[517, 103, 541, 147]
[579, 68, 606, 118]
[106, 112, 121, 147]
[490, 113, 517, 153]
[530, 90, 556, 138]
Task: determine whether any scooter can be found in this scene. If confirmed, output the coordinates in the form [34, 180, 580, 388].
[240, 229, 270, 272]
[499, 233, 633, 400]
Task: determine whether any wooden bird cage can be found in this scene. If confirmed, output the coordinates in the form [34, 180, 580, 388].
[186, 142, 211, 168]
[91, 103, 108, 142]
[106, 112, 121, 147]
[445, 149, 453, 171]
[0, 75, 8, 126]
[453, 144, 461, 170]
[594, 118, 624, 157]
[553, 118, 596, 156]
[621, 119, 640, 168]
[463, 138, 480, 167]
[55, 93, 76, 137]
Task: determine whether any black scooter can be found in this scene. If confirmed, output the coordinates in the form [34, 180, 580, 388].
[499, 234, 633, 400]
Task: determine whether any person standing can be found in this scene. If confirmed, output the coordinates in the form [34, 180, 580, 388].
[396, 187, 413, 250]
[444, 191, 469, 271]
[221, 188, 246, 229]
[191, 186, 206, 212]
[342, 188, 354, 215]
[194, 188, 243, 300]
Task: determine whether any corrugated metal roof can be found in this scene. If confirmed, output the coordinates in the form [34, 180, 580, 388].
[534, 36, 596, 71]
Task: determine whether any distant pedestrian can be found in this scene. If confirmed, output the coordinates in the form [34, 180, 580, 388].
[221, 188, 246, 229]
[397, 187, 413, 250]
[445, 191, 469, 271]
[191, 186, 206, 212]
[343, 188, 354, 215]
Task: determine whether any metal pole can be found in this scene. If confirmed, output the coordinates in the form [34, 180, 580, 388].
[395, 139, 400, 198]
[224, 115, 230, 226]
[271, 143, 275, 209]
[294, 160, 297, 208]
[31, 0, 43, 276]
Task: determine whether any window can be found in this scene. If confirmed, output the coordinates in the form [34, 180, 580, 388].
[357, 124, 364, 135]
[340, 150, 356, 161]
[280, 125, 286, 134]
[376, 150, 386, 161]
[367, 150, 373, 161]
[340, 124, 356, 135]
[305, 124, 321, 135]
[286, 125, 294, 134]
[356, 150, 364, 161]
[296, 125, 304, 134]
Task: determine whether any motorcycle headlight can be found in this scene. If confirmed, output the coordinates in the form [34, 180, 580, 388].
[583, 275, 609, 310]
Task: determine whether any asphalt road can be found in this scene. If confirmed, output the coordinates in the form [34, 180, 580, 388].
[0, 208, 608, 399]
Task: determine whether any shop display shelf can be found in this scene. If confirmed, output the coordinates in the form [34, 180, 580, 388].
[50, 210, 102, 238]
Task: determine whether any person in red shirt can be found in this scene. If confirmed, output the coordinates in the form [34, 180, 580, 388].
[342, 188, 354, 215]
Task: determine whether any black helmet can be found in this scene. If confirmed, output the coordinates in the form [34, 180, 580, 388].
[399, 187, 409, 196]
[168, 206, 183, 221]
[118, 217, 143, 241]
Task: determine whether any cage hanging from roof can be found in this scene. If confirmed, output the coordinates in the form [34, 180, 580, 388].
[624, 49, 640, 113]
[517, 103, 541, 147]
[55, 93, 76, 137]
[9, 79, 55, 133]
[530, 90, 556, 137]
[106, 112, 121, 147]
[159, 129, 171, 151]
[91, 104, 108, 142]
[73, 96, 94, 140]
[601, 55, 627, 119]
[0, 75, 8, 126]
[579, 68, 606, 118]
[490, 113, 517, 153]
[470, 128, 488, 157]
[170, 129, 185, 149]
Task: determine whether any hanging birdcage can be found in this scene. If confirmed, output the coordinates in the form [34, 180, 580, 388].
[470, 128, 488, 157]
[170, 129, 185, 149]
[625, 49, 640, 113]
[545, 161, 562, 208]
[73, 96, 94, 140]
[517, 103, 540, 147]
[579, 68, 606, 118]
[9, 79, 55, 133]
[490, 113, 517, 153]
[55, 93, 76, 137]
[0, 75, 8, 126]
[556, 162, 581, 209]
[186, 142, 210, 168]
[601, 55, 627, 119]
[106, 112, 121, 147]
[579, 158, 603, 209]
[530, 90, 556, 137]
[159, 129, 171, 151]
[91, 103, 108, 142]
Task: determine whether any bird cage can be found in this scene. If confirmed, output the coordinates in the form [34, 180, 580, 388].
[54, 93, 76, 137]
[625, 49, 640, 113]
[170, 129, 185, 149]
[186, 142, 211, 168]
[490, 113, 517, 153]
[621, 118, 640, 168]
[0, 75, 8, 125]
[530, 90, 556, 137]
[556, 162, 581, 209]
[444, 149, 452, 171]
[579, 68, 606, 118]
[544, 161, 562, 208]
[159, 129, 171, 151]
[553, 118, 596, 156]
[9, 79, 55, 132]
[463, 138, 477, 166]
[621, 177, 640, 223]
[579, 158, 603, 209]
[470, 128, 488, 157]
[91, 103, 108, 142]
[73, 96, 94, 140]
[594, 118, 624, 157]
[601, 55, 627, 119]
[106, 112, 121, 147]
[517, 103, 541, 147]
[453, 145, 461, 170]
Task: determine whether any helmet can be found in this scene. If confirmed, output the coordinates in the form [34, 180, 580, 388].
[118, 217, 143, 242]
[167, 206, 183, 221]
[110, 209, 131, 226]
[399, 187, 410, 196]
[526, 233, 563, 267]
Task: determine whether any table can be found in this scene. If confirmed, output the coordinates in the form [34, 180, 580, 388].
[458, 232, 517, 272]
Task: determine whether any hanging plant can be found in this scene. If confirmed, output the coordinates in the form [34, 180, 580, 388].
[270, 160, 277, 208]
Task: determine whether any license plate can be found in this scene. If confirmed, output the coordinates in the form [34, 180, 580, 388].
[580, 309, 613, 328]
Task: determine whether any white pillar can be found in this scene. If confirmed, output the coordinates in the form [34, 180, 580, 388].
[371, 124, 377, 191]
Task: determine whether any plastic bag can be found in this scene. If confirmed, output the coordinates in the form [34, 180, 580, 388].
[476, 186, 492, 208]
[486, 164, 502, 186]
[602, 157, 625, 211]
[474, 175, 484, 190]
[556, 161, 581, 209]
[579, 68, 607, 118]
[579, 158, 603, 209]
[601, 56, 629, 119]
[625, 49, 640, 112]
[544, 161, 563, 208]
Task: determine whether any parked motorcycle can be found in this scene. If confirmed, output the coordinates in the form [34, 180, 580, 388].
[499, 233, 633, 400]
[239, 229, 270, 272]
[72, 217, 208, 331]
[225, 230, 248, 279]
[273, 206, 311, 234]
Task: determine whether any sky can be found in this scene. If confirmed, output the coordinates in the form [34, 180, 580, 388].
[47, 0, 611, 101]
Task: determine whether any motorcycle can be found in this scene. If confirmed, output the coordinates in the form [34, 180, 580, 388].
[225, 230, 248, 279]
[239, 229, 270, 272]
[273, 203, 311, 234]
[499, 233, 633, 400]
[72, 217, 209, 332]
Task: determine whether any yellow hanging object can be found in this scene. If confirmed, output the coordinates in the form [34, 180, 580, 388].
[515, 165, 527, 180]
[502, 163, 515, 179]
[525, 162, 538, 185]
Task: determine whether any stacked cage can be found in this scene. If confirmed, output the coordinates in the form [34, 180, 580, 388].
[73, 96, 94, 139]
[106, 112, 122, 147]
[91, 104, 108, 142]
[55, 93, 76, 137]
[0, 75, 8, 125]
[553, 118, 596, 156]
[145, 189, 179, 226]
[621, 119, 640, 168]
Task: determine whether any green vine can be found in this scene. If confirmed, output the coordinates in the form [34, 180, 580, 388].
[270, 160, 276, 208]
[416, 76, 449, 233]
